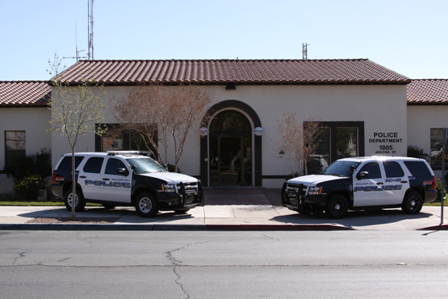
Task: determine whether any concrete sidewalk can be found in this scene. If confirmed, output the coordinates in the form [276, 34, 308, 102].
[1, 188, 447, 231]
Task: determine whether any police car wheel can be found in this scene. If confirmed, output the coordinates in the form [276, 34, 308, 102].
[135, 192, 159, 217]
[326, 195, 348, 219]
[64, 189, 86, 212]
[402, 191, 423, 214]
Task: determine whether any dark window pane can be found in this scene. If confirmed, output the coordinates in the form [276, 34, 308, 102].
[83, 157, 104, 173]
[102, 126, 124, 151]
[404, 161, 432, 177]
[130, 131, 151, 151]
[210, 111, 251, 135]
[57, 156, 85, 173]
[337, 128, 358, 159]
[6, 131, 26, 150]
[359, 162, 381, 179]
[105, 158, 127, 175]
[383, 161, 404, 178]
[430, 128, 447, 168]
[5, 131, 26, 168]
[309, 127, 330, 174]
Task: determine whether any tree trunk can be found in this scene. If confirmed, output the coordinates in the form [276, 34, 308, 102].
[71, 148, 76, 220]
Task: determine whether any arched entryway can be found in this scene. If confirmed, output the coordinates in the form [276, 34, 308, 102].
[200, 100, 262, 187]
[209, 110, 252, 186]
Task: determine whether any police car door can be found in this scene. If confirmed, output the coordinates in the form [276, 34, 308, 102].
[381, 161, 408, 205]
[78, 157, 105, 200]
[101, 157, 132, 203]
[353, 161, 386, 207]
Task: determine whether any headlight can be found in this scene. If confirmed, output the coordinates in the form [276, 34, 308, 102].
[307, 186, 322, 195]
[161, 184, 177, 193]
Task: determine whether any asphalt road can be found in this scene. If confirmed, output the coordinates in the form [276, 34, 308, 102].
[1, 230, 447, 298]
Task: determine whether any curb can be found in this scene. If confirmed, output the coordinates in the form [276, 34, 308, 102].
[0, 223, 354, 231]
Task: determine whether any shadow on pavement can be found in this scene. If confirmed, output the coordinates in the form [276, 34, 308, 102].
[16, 206, 200, 223]
[271, 208, 433, 227]
[203, 187, 273, 205]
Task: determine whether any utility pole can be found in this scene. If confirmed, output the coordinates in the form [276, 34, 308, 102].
[441, 128, 446, 225]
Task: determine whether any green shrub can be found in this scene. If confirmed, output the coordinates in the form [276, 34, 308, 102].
[4, 148, 51, 183]
[14, 175, 43, 200]
[407, 145, 429, 160]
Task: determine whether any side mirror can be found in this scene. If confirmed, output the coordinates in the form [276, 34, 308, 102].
[116, 168, 129, 176]
[356, 171, 369, 180]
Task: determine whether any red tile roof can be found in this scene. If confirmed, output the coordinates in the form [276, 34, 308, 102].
[407, 79, 448, 105]
[55, 59, 410, 85]
[0, 81, 51, 107]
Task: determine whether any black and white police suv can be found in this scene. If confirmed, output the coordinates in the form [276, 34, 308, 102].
[51, 151, 203, 217]
[282, 156, 437, 219]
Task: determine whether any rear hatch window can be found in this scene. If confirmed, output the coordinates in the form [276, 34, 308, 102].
[57, 156, 84, 173]
[403, 161, 432, 177]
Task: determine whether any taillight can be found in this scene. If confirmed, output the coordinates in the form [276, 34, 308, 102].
[433, 176, 437, 190]
[51, 170, 57, 184]
[52, 170, 64, 184]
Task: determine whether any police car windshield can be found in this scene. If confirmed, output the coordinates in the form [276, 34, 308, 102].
[126, 157, 167, 174]
[324, 161, 360, 177]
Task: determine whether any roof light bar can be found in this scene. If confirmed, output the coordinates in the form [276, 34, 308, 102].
[107, 151, 148, 156]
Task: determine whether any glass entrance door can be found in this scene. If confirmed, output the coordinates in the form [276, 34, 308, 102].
[210, 136, 252, 186]
[209, 110, 253, 186]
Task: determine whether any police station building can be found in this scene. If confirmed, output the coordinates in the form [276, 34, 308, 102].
[1, 59, 447, 191]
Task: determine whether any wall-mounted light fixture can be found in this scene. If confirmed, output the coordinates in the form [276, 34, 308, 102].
[254, 127, 263, 136]
[200, 127, 209, 137]
[225, 83, 236, 90]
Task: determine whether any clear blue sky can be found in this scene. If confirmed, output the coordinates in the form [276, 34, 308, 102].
[1, 0, 447, 80]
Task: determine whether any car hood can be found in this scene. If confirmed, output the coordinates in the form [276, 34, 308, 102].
[140, 172, 198, 184]
[287, 174, 348, 185]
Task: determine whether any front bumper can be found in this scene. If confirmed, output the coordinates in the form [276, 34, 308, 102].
[282, 188, 327, 212]
[157, 182, 203, 211]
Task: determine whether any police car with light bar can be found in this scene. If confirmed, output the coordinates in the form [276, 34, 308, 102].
[281, 156, 437, 219]
[51, 151, 203, 217]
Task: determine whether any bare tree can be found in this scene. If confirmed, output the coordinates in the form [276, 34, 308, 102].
[167, 86, 212, 171]
[276, 113, 322, 176]
[112, 85, 164, 161]
[48, 54, 106, 219]
[302, 120, 323, 175]
[113, 84, 212, 171]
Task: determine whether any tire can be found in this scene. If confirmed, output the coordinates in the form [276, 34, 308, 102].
[402, 191, 423, 214]
[64, 188, 86, 212]
[174, 209, 190, 214]
[102, 204, 116, 210]
[281, 182, 287, 204]
[135, 192, 159, 218]
[325, 195, 349, 219]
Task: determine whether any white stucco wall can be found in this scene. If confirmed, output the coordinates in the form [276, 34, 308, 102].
[0, 107, 51, 192]
[51, 84, 407, 188]
[407, 105, 448, 155]
[407, 105, 448, 178]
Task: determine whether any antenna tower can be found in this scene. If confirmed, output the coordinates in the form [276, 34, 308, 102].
[63, 22, 87, 62]
[302, 43, 308, 60]
[87, 0, 94, 60]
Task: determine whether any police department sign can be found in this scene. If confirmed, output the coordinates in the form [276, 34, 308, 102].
[369, 132, 403, 154]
